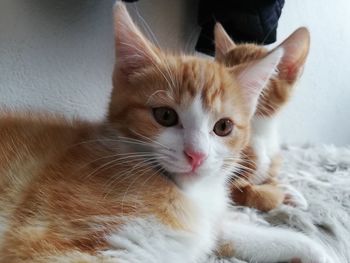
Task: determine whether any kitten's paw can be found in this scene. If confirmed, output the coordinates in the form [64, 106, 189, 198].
[296, 255, 334, 263]
[279, 184, 308, 210]
[298, 244, 334, 263]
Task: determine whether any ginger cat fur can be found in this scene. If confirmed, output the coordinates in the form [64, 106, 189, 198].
[0, 2, 332, 263]
[214, 24, 310, 212]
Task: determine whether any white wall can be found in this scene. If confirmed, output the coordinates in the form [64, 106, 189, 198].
[0, 0, 198, 120]
[0, 0, 115, 120]
[0, 0, 349, 145]
[276, 0, 350, 146]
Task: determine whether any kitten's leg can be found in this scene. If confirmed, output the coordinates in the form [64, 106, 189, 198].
[279, 183, 309, 210]
[232, 184, 285, 212]
[220, 219, 333, 263]
[232, 182, 308, 211]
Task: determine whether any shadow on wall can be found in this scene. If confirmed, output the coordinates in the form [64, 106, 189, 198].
[0, 0, 116, 120]
[126, 0, 200, 52]
[0, 0, 199, 121]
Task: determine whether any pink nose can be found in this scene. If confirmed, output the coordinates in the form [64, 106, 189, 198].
[184, 149, 207, 171]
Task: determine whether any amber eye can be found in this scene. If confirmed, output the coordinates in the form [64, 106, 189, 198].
[213, 118, 234, 136]
[152, 107, 178, 127]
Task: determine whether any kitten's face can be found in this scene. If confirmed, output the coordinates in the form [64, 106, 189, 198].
[214, 24, 310, 117]
[110, 55, 250, 184]
[108, 3, 282, 186]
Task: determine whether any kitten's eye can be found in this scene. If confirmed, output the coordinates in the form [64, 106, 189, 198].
[152, 107, 178, 127]
[213, 118, 234, 136]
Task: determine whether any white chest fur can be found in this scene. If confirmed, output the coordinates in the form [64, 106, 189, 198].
[105, 176, 229, 263]
[250, 116, 280, 184]
[183, 176, 230, 256]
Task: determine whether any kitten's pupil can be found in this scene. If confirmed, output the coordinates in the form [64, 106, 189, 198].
[153, 107, 178, 127]
[214, 118, 233, 136]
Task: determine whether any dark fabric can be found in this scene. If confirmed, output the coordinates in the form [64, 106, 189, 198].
[122, 0, 139, 2]
[196, 0, 285, 56]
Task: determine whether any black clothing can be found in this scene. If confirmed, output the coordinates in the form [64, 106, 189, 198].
[196, 0, 285, 55]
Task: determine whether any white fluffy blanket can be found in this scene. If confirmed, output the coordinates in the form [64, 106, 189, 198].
[208, 145, 350, 263]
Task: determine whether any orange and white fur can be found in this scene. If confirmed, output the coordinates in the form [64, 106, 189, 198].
[214, 24, 310, 212]
[0, 2, 332, 263]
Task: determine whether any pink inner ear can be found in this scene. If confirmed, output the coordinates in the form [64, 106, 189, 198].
[113, 2, 159, 75]
[278, 48, 306, 83]
[214, 23, 236, 61]
[284, 62, 302, 82]
[236, 48, 283, 117]
[277, 27, 310, 82]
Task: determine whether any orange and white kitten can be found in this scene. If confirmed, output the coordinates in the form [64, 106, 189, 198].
[214, 24, 310, 212]
[0, 2, 331, 263]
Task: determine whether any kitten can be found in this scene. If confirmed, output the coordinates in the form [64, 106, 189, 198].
[0, 2, 332, 263]
[214, 24, 310, 212]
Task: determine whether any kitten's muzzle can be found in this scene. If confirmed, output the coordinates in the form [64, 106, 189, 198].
[184, 149, 207, 172]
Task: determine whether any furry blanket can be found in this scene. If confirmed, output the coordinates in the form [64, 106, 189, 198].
[208, 145, 350, 263]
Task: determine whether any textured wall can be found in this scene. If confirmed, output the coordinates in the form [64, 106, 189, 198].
[0, 0, 349, 145]
[0, 0, 198, 120]
[0, 0, 115, 120]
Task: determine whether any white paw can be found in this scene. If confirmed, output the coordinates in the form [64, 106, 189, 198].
[298, 243, 334, 263]
[279, 184, 308, 210]
[298, 254, 334, 263]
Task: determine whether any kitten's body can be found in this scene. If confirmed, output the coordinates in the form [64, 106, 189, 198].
[0, 3, 332, 263]
[0, 114, 222, 262]
[0, 114, 330, 263]
[214, 25, 310, 211]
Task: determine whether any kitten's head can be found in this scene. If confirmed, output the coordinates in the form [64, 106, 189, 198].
[214, 23, 310, 117]
[108, 3, 282, 187]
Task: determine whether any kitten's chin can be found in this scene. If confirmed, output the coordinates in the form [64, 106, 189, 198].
[167, 167, 222, 188]
[158, 165, 203, 188]
[167, 172, 199, 189]
[157, 161, 226, 188]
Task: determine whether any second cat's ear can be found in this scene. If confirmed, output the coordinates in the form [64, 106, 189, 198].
[214, 23, 236, 62]
[274, 27, 310, 83]
[113, 2, 160, 76]
[231, 48, 283, 118]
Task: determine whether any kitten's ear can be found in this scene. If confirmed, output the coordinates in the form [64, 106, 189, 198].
[214, 23, 236, 62]
[232, 48, 284, 118]
[275, 27, 310, 83]
[113, 2, 160, 75]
